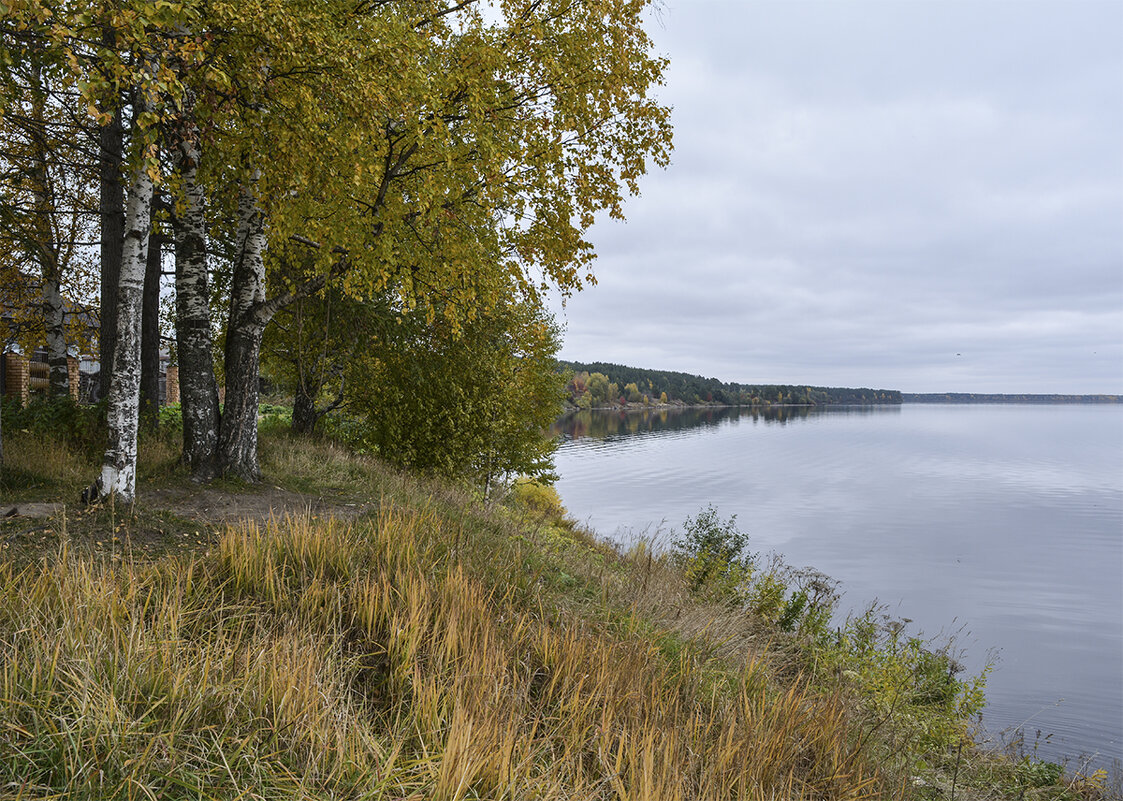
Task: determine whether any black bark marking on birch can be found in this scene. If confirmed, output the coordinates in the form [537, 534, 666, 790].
[140, 230, 165, 431]
[172, 123, 220, 480]
[99, 100, 125, 401]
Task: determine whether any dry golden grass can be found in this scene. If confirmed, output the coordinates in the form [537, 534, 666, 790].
[0, 504, 894, 800]
[4, 426, 1050, 800]
[2, 426, 181, 498]
[1, 432, 89, 489]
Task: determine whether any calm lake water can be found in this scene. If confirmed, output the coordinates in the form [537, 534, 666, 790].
[552, 404, 1123, 769]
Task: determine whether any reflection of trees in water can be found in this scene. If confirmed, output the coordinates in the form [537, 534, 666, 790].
[553, 404, 901, 441]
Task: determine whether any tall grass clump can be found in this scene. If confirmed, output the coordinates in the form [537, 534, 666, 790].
[1, 398, 102, 494]
[0, 431, 89, 493]
[0, 506, 897, 800]
[1, 398, 182, 497]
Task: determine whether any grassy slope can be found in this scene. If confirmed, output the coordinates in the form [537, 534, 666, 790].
[0, 424, 1112, 800]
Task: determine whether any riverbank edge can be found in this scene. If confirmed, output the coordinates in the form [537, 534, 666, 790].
[0, 426, 1114, 799]
[562, 396, 1121, 414]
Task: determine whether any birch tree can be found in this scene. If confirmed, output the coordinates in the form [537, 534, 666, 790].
[4, 0, 672, 491]
[90, 13, 197, 500]
[170, 104, 219, 477]
[3, 0, 202, 502]
[170, 0, 671, 481]
[0, 28, 97, 398]
[98, 147, 152, 498]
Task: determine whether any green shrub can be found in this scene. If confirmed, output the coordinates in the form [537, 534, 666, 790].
[510, 477, 568, 521]
[157, 402, 183, 433]
[748, 570, 788, 619]
[670, 507, 840, 633]
[671, 505, 755, 603]
[814, 605, 989, 753]
[746, 563, 837, 636]
[258, 403, 292, 433]
[776, 589, 808, 632]
[316, 411, 368, 451]
[1, 396, 105, 453]
[1016, 757, 1065, 789]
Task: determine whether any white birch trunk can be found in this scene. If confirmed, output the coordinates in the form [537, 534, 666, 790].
[27, 61, 70, 398]
[217, 174, 267, 480]
[98, 165, 153, 503]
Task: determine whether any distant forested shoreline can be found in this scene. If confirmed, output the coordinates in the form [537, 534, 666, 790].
[902, 393, 1120, 404]
[561, 361, 901, 407]
[561, 361, 1120, 408]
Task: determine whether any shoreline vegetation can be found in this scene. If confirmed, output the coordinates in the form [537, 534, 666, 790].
[562, 361, 1120, 410]
[562, 361, 901, 409]
[1, 403, 1117, 799]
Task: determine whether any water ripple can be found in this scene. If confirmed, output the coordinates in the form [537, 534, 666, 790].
[553, 404, 1123, 768]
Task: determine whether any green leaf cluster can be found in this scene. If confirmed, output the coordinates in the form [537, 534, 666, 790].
[342, 294, 566, 489]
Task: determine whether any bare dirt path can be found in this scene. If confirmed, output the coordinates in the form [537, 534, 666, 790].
[3, 486, 374, 526]
[2, 483, 377, 562]
[143, 484, 375, 527]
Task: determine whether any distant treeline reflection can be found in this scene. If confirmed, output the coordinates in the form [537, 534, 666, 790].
[553, 405, 901, 441]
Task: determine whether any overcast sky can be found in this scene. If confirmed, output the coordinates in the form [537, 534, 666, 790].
[547, 0, 1123, 394]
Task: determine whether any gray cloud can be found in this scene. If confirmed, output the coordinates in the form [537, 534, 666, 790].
[550, 0, 1123, 393]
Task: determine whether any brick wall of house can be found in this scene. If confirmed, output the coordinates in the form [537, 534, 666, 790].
[67, 356, 79, 400]
[165, 365, 179, 405]
[3, 352, 29, 406]
[3, 351, 176, 406]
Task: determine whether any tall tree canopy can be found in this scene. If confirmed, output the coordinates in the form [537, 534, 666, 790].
[1, 0, 673, 501]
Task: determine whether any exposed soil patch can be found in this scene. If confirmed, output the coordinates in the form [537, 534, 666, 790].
[2, 483, 376, 565]
[144, 483, 374, 528]
[2, 502, 65, 519]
